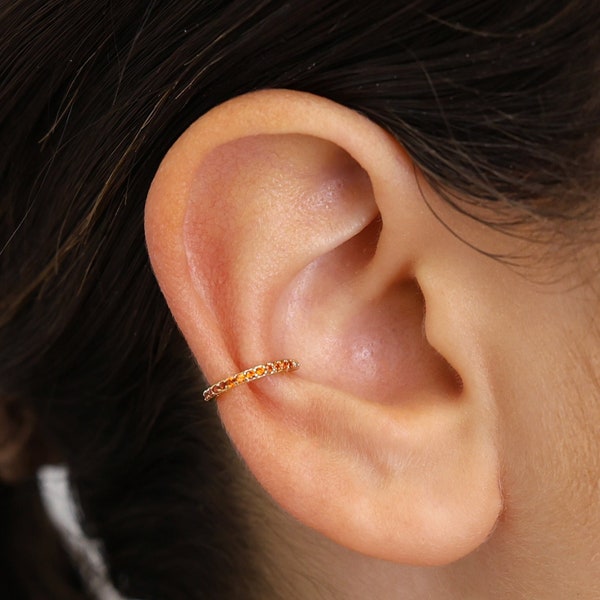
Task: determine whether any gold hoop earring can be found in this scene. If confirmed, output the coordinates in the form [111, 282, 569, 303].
[203, 359, 300, 401]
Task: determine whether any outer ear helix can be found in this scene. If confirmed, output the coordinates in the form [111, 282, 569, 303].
[203, 359, 300, 401]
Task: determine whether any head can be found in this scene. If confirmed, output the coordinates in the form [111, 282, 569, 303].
[1, 1, 599, 599]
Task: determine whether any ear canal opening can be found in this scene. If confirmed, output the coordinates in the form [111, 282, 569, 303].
[337, 211, 383, 273]
[357, 213, 383, 264]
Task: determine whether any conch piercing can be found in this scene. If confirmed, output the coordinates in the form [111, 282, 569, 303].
[203, 359, 300, 401]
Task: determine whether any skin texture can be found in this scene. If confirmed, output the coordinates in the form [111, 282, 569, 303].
[145, 90, 600, 599]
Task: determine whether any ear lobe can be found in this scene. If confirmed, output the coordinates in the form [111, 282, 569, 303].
[145, 90, 502, 566]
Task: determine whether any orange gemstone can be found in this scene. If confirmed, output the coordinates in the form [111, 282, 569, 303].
[236, 373, 246, 383]
[255, 366, 265, 376]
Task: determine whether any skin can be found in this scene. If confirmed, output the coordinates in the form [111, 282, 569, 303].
[247, 204, 600, 600]
[145, 90, 600, 599]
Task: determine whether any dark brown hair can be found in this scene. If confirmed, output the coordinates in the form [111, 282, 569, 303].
[1, 1, 598, 598]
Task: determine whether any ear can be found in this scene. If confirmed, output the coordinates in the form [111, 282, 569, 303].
[145, 90, 502, 566]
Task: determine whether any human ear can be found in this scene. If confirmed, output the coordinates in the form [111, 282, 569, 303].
[145, 90, 502, 566]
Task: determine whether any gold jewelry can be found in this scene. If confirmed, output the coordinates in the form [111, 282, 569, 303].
[203, 359, 300, 401]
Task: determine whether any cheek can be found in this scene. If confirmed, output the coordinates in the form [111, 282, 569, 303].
[493, 309, 600, 537]
[450, 239, 600, 551]
[550, 356, 600, 507]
